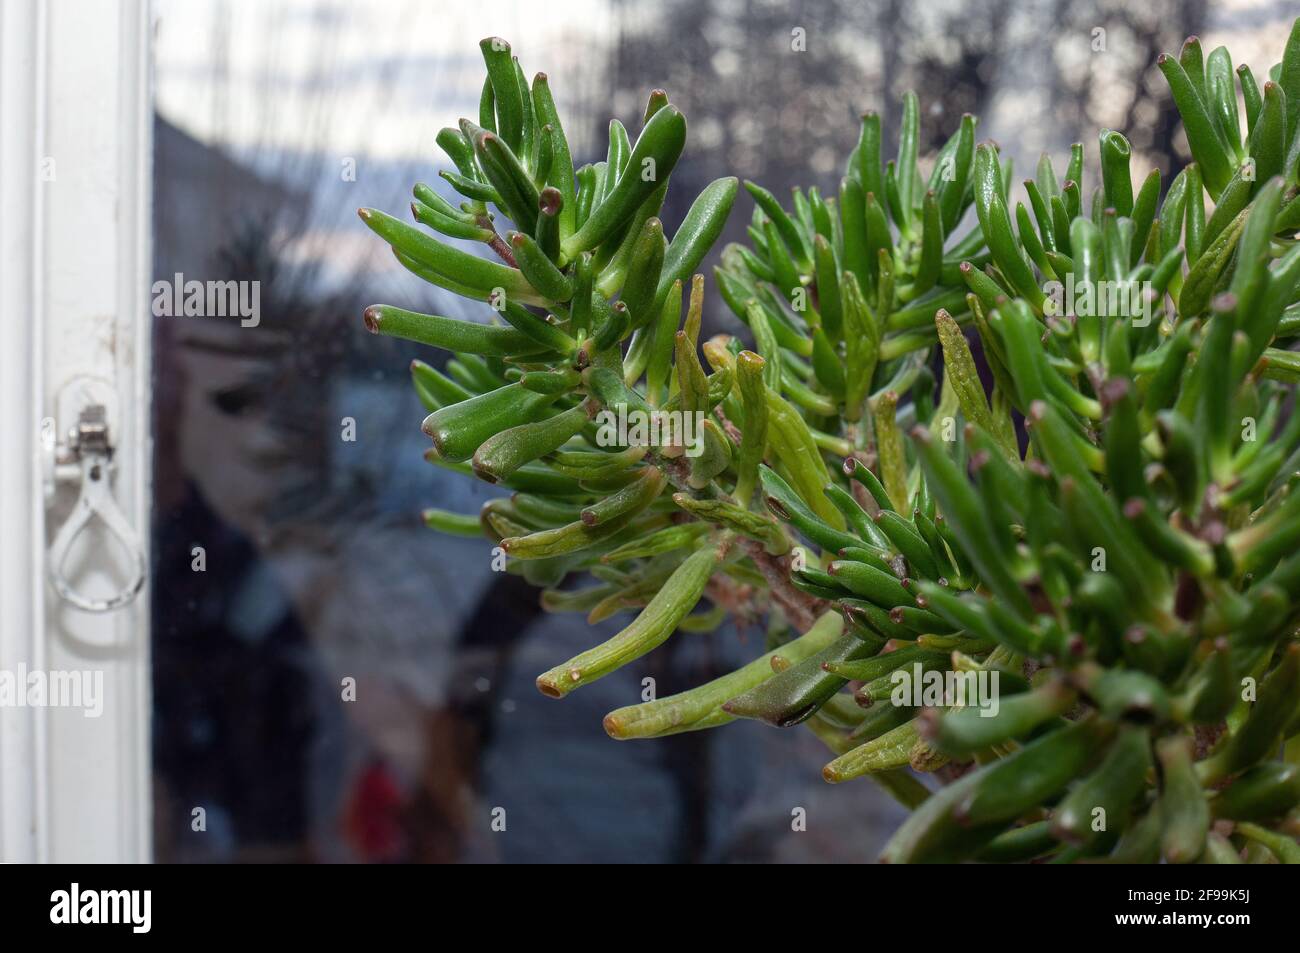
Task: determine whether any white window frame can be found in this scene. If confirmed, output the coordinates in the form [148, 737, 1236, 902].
[0, 0, 153, 863]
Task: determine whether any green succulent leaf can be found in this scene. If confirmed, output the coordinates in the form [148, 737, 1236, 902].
[361, 27, 1300, 865]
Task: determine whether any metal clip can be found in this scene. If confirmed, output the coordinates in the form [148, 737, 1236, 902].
[47, 405, 146, 612]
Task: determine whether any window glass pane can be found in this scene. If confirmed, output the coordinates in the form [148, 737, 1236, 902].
[151, 0, 1223, 862]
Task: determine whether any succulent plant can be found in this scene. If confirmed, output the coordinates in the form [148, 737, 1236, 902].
[361, 25, 1300, 863]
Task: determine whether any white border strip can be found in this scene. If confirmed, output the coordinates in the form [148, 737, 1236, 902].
[0, 0, 49, 866]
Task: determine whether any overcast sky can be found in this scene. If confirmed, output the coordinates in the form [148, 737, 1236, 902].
[155, 0, 614, 161]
